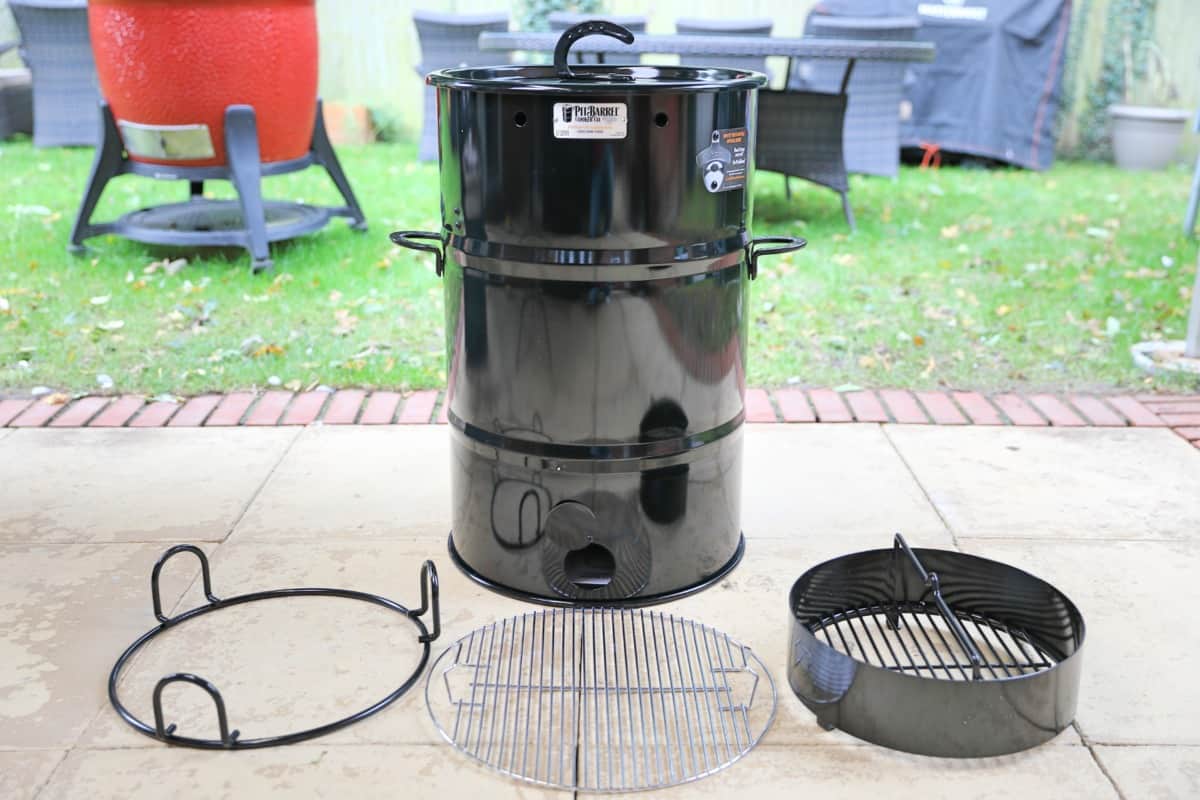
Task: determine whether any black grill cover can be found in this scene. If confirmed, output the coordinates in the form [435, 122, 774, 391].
[817, 0, 1073, 170]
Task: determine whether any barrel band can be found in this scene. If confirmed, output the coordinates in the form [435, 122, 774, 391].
[448, 408, 744, 471]
[451, 231, 748, 265]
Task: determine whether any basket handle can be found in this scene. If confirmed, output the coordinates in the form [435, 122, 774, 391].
[554, 20, 635, 78]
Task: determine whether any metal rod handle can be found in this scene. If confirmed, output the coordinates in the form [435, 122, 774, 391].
[390, 230, 445, 277]
[151, 544, 219, 624]
[553, 20, 635, 78]
[746, 235, 806, 279]
[891, 533, 984, 680]
[152, 673, 240, 747]
[414, 560, 441, 643]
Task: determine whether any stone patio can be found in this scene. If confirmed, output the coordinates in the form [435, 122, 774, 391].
[1, 422, 1198, 798]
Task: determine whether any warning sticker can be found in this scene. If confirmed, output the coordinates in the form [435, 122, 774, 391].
[553, 102, 627, 139]
[696, 128, 748, 193]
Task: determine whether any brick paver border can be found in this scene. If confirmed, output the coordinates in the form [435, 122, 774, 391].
[2, 389, 1198, 449]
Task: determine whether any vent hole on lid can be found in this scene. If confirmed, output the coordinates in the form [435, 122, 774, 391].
[514, 111, 527, 127]
[564, 542, 616, 590]
[654, 112, 669, 128]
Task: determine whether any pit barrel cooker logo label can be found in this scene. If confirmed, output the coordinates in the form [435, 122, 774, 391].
[696, 128, 748, 193]
[553, 102, 627, 139]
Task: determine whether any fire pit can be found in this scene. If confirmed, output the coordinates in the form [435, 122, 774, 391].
[393, 21, 804, 605]
[69, 0, 365, 271]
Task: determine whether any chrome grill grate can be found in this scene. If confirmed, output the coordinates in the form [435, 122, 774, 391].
[425, 608, 775, 792]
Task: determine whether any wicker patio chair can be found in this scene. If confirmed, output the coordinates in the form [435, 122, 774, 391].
[673, 18, 773, 76]
[0, 38, 31, 139]
[756, 88, 854, 230]
[789, 14, 919, 177]
[9, 0, 99, 147]
[413, 10, 509, 162]
[0, 66, 33, 139]
[548, 13, 646, 65]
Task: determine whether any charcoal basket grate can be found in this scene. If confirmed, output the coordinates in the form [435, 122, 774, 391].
[811, 604, 1058, 681]
[426, 608, 775, 792]
[788, 534, 1085, 758]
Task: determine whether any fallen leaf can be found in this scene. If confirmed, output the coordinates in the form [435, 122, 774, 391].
[912, 334, 926, 347]
[940, 224, 960, 239]
[1123, 268, 1167, 280]
[995, 305, 1011, 317]
[45, 392, 69, 405]
[251, 343, 285, 358]
[333, 308, 359, 337]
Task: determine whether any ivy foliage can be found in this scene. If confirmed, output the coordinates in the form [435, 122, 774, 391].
[1078, 0, 1158, 160]
[519, 0, 605, 32]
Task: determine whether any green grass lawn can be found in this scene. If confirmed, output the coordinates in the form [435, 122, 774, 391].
[1, 137, 1196, 396]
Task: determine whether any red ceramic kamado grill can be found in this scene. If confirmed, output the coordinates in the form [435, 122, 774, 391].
[68, 0, 365, 271]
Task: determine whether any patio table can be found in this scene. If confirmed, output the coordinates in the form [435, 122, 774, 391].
[478, 31, 934, 70]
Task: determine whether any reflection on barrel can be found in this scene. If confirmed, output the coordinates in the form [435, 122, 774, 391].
[639, 400, 690, 525]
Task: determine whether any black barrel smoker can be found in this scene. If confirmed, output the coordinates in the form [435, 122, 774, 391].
[394, 21, 804, 605]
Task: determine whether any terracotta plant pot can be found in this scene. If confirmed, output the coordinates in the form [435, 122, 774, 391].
[1108, 104, 1192, 171]
[88, 0, 318, 167]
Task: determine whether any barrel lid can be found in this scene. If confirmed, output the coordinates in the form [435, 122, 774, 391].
[427, 19, 766, 94]
[427, 64, 766, 94]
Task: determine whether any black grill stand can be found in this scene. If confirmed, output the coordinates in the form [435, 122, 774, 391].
[69, 100, 367, 272]
[109, 545, 440, 749]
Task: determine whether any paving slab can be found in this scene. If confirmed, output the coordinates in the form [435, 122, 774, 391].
[1094, 745, 1200, 799]
[0, 544, 207, 749]
[886, 426, 1200, 540]
[743, 424, 947, 540]
[959, 538, 1200, 746]
[80, 538, 530, 749]
[0, 750, 65, 800]
[39, 744, 571, 800]
[233, 425, 448, 541]
[0, 428, 297, 544]
[634, 742, 1114, 799]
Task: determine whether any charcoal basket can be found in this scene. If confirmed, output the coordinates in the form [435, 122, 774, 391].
[788, 534, 1085, 758]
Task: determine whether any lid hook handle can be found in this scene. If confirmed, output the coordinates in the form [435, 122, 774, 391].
[554, 20, 636, 79]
